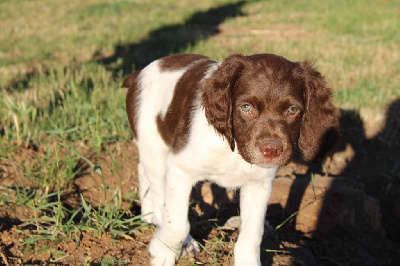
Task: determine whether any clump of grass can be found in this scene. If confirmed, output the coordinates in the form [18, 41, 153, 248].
[19, 188, 147, 257]
[18, 151, 147, 259]
[0, 186, 36, 210]
[190, 225, 234, 265]
[101, 256, 127, 265]
[17, 143, 80, 190]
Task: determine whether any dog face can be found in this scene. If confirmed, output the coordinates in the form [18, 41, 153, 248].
[202, 54, 339, 167]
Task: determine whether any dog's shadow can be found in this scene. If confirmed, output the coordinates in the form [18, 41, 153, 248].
[189, 182, 240, 236]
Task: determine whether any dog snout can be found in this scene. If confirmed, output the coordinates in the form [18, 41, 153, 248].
[259, 141, 283, 159]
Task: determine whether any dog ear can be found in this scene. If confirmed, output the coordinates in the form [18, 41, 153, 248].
[297, 61, 340, 163]
[202, 54, 247, 151]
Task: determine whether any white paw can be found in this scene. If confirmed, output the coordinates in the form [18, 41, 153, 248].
[180, 234, 200, 258]
[148, 233, 179, 266]
[234, 253, 261, 266]
[234, 241, 260, 266]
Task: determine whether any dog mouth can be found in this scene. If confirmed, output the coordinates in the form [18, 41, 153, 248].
[254, 156, 290, 168]
[238, 139, 292, 167]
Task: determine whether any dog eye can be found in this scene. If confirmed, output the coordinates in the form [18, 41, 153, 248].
[241, 104, 252, 113]
[287, 106, 298, 116]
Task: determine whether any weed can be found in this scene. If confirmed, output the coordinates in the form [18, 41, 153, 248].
[48, 248, 68, 263]
[84, 256, 91, 266]
[311, 172, 316, 200]
[275, 194, 326, 231]
[101, 256, 127, 265]
[0, 185, 36, 209]
[205, 227, 228, 249]
[196, 241, 221, 265]
[190, 225, 234, 265]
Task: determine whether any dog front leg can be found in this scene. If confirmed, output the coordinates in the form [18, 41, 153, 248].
[234, 176, 275, 266]
[148, 165, 193, 266]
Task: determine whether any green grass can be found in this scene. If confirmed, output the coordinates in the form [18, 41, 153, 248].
[18, 188, 148, 256]
[0, 0, 399, 263]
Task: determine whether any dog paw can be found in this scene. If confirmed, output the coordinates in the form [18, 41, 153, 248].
[148, 230, 181, 266]
[234, 245, 260, 266]
[234, 238, 261, 266]
[148, 234, 178, 266]
[180, 234, 200, 258]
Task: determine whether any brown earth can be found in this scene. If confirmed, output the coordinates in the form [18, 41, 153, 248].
[1, 103, 400, 265]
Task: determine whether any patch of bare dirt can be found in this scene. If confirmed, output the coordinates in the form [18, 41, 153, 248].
[1, 102, 400, 265]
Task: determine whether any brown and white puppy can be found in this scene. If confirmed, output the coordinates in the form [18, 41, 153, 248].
[124, 54, 339, 265]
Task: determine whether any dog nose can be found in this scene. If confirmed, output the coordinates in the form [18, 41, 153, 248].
[259, 141, 283, 159]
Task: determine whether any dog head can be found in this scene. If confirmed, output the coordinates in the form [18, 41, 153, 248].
[202, 54, 339, 167]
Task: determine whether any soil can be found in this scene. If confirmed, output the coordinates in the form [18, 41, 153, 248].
[1, 104, 400, 265]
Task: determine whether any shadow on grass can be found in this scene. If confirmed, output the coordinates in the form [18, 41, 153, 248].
[95, 0, 249, 75]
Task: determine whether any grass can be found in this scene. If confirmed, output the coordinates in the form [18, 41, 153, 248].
[14, 152, 148, 262]
[0, 0, 399, 264]
[18, 191, 148, 253]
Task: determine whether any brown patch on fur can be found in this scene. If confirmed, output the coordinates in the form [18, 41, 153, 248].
[159, 54, 211, 71]
[156, 57, 216, 153]
[123, 70, 142, 137]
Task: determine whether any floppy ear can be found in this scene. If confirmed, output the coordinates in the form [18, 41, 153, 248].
[202, 54, 247, 151]
[297, 61, 340, 163]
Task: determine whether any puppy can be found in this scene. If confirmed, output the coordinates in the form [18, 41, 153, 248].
[124, 53, 339, 265]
